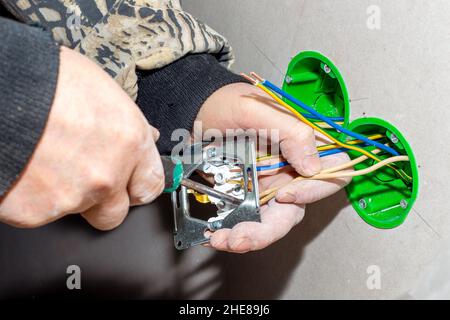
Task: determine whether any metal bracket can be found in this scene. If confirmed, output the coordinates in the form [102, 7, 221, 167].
[171, 137, 260, 250]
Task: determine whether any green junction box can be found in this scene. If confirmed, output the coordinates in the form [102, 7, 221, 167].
[282, 51, 419, 229]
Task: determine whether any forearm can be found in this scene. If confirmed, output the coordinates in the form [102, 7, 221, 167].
[0, 17, 60, 197]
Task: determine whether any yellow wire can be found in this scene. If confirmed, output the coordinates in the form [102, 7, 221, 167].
[257, 134, 384, 162]
[318, 134, 385, 151]
[256, 154, 276, 162]
[315, 121, 344, 128]
[256, 83, 383, 162]
[260, 155, 410, 205]
[255, 83, 412, 182]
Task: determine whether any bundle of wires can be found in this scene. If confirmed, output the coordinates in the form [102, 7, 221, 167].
[240, 72, 412, 204]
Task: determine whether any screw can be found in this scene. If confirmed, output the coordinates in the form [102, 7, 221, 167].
[214, 173, 225, 184]
[216, 201, 226, 209]
[285, 76, 292, 84]
[359, 199, 367, 209]
[390, 134, 399, 144]
[207, 148, 217, 158]
[400, 199, 408, 209]
[323, 64, 331, 74]
[212, 220, 223, 230]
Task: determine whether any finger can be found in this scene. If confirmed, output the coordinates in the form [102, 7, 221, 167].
[81, 192, 130, 231]
[279, 122, 321, 177]
[209, 200, 305, 253]
[258, 171, 294, 192]
[128, 129, 164, 206]
[276, 178, 350, 204]
[276, 152, 352, 204]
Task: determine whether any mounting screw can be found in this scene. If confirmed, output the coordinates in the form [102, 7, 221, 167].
[390, 134, 399, 144]
[217, 201, 226, 209]
[214, 173, 225, 184]
[323, 64, 331, 74]
[207, 148, 217, 158]
[285, 76, 292, 84]
[359, 199, 367, 209]
[211, 220, 223, 230]
[400, 199, 408, 209]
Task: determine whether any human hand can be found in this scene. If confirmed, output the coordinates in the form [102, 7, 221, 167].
[195, 82, 351, 253]
[0, 47, 164, 230]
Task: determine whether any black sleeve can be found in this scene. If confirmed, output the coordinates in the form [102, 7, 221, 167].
[0, 17, 60, 197]
[136, 53, 249, 154]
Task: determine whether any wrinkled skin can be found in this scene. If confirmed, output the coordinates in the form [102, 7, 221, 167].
[196, 82, 351, 253]
[0, 47, 164, 230]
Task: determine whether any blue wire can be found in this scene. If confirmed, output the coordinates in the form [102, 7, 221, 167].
[318, 148, 349, 158]
[257, 161, 289, 172]
[302, 113, 344, 121]
[262, 80, 400, 157]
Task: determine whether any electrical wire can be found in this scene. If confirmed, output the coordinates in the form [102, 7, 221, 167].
[321, 149, 382, 174]
[253, 82, 384, 163]
[318, 134, 384, 151]
[257, 148, 360, 172]
[252, 74, 400, 157]
[256, 137, 384, 172]
[243, 75, 411, 182]
[260, 155, 410, 205]
[257, 161, 289, 172]
[315, 121, 344, 129]
[259, 149, 383, 198]
[257, 134, 382, 160]
[256, 134, 383, 164]
[301, 114, 344, 121]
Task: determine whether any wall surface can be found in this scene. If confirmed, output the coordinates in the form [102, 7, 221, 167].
[0, 0, 449, 299]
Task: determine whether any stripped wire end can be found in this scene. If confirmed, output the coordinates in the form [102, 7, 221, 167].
[240, 73, 259, 85]
[250, 72, 265, 82]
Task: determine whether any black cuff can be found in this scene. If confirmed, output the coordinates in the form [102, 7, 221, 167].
[136, 54, 248, 154]
[0, 17, 60, 197]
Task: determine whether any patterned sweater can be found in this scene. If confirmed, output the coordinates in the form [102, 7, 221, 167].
[2, 0, 235, 99]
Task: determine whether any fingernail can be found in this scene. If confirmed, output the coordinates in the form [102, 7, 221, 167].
[276, 192, 297, 203]
[302, 155, 321, 176]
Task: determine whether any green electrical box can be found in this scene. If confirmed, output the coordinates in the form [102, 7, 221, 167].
[282, 51, 419, 228]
